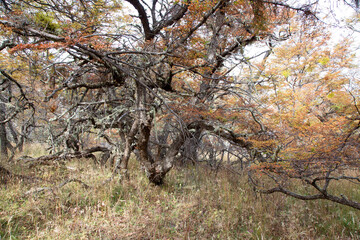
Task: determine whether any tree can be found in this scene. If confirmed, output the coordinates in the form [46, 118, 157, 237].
[0, 0, 289, 179]
[246, 19, 360, 210]
[0, 0, 358, 210]
[0, 48, 35, 161]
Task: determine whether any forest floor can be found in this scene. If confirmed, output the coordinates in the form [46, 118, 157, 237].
[0, 145, 359, 239]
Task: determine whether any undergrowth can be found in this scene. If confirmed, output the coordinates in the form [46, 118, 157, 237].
[0, 156, 359, 239]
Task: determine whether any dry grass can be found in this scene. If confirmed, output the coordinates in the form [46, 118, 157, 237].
[0, 156, 359, 239]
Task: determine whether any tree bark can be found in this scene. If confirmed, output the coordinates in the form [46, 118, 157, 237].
[114, 120, 139, 178]
[0, 100, 8, 160]
[135, 81, 158, 183]
[181, 127, 202, 164]
[134, 80, 187, 185]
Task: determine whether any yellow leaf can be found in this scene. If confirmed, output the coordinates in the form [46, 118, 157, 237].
[281, 69, 290, 78]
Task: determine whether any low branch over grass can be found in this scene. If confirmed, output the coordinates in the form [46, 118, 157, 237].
[259, 185, 360, 210]
[249, 171, 360, 211]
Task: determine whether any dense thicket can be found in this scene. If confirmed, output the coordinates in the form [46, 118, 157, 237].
[0, 0, 359, 210]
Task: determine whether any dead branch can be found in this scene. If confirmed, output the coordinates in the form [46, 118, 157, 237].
[258, 185, 360, 210]
[17, 146, 111, 167]
[23, 178, 91, 196]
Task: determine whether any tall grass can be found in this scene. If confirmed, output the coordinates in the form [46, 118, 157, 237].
[0, 155, 359, 239]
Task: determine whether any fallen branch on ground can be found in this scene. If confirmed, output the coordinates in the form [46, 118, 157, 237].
[16, 146, 111, 168]
[23, 178, 91, 197]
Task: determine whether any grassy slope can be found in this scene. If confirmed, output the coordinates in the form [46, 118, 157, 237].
[0, 151, 359, 239]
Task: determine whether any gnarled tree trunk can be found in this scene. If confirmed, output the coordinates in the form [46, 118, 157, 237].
[135, 81, 185, 185]
[114, 120, 139, 178]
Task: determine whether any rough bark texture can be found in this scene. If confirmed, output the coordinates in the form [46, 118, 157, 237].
[0, 101, 8, 160]
[133, 81, 187, 185]
[115, 120, 139, 177]
[136, 81, 158, 183]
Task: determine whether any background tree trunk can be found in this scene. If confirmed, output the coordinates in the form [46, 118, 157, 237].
[0, 101, 8, 160]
